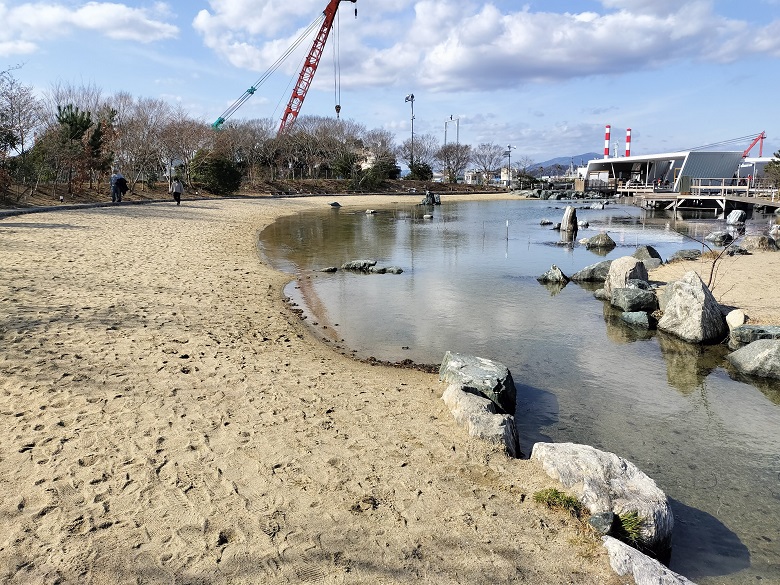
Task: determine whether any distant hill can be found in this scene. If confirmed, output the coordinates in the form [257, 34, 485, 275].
[535, 152, 601, 170]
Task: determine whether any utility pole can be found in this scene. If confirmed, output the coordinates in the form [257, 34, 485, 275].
[405, 94, 415, 171]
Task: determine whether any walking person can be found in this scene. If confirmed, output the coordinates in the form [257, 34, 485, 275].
[110, 169, 127, 203]
[170, 177, 183, 206]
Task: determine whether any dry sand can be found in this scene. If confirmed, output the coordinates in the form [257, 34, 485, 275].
[0, 194, 626, 584]
[649, 248, 780, 325]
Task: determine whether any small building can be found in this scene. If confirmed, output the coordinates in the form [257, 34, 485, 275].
[583, 151, 773, 196]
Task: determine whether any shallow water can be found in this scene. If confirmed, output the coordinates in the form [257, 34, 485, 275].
[259, 198, 780, 584]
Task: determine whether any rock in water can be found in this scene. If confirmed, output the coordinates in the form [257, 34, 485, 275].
[657, 271, 726, 343]
[561, 205, 578, 233]
[603, 257, 648, 298]
[537, 264, 570, 284]
[727, 339, 780, 380]
[585, 232, 617, 250]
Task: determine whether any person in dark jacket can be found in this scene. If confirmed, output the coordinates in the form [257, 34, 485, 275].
[110, 170, 128, 203]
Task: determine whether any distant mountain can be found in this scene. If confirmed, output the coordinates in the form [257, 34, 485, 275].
[535, 152, 601, 169]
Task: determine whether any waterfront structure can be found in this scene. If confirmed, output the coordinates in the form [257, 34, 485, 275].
[581, 150, 776, 211]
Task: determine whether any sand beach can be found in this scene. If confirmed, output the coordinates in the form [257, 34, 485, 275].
[3, 193, 779, 584]
[0, 194, 628, 584]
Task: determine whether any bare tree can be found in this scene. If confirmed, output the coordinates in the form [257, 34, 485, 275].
[434, 142, 471, 183]
[221, 117, 275, 186]
[0, 74, 44, 158]
[397, 133, 439, 170]
[118, 97, 172, 190]
[471, 143, 504, 185]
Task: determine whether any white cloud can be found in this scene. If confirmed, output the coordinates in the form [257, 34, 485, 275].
[191, 0, 780, 95]
[0, 1, 177, 55]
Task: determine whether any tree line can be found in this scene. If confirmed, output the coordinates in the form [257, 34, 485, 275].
[1, 69, 547, 199]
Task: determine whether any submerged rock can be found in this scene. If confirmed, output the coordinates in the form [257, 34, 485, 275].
[342, 259, 377, 272]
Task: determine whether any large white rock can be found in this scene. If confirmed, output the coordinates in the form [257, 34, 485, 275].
[531, 442, 673, 559]
[602, 536, 697, 585]
[657, 271, 726, 343]
[727, 339, 780, 380]
[439, 351, 516, 413]
[441, 383, 520, 457]
[604, 256, 649, 298]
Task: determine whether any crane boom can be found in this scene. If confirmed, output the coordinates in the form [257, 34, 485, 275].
[742, 131, 766, 158]
[278, 0, 356, 134]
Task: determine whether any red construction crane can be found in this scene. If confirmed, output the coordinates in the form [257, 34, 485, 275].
[212, 0, 356, 132]
[742, 131, 766, 157]
[279, 0, 357, 134]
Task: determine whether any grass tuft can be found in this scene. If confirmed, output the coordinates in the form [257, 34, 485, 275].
[533, 488, 583, 518]
[616, 511, 645, 545]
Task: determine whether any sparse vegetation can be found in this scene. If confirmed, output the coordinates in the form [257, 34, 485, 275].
[615, 511, 645, 546]
[533, 487, 583, 518]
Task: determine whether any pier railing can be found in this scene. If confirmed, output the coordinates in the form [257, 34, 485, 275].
[690, 178, 754, 197]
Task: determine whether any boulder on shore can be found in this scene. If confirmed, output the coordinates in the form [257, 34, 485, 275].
[439, 351, 516, 414]
[602, 536, 696, 585]
[441, 383, 520, 458]
[633, 245, 664, 270]
[727, 339, 780, 380]
[657, 271, 726, 343]
[668, 249, 702, 262]
[729, 324, 780, 350]
[741, 235, 778, 252]
[531, 442, 674, 562]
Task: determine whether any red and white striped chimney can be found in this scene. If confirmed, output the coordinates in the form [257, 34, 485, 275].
[625, 128, 632, 157]
[604, 125, 611, 159]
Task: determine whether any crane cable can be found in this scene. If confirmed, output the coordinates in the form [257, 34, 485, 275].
[215, 13, 325, 126]
[682, 134, 764, 152]
[333, 9, 341, 118]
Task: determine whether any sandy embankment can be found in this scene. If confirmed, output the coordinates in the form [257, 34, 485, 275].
[0, 195, 623, 584]
[649, 249, 780, 325]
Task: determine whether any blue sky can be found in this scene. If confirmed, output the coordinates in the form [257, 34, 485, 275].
[2, 0, 779, 162]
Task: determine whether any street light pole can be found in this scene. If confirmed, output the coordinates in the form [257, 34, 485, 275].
[405, 94, 415, 171]
[505, 145, 515, 190]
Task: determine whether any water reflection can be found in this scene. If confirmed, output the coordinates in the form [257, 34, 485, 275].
[656, 332, 728, 394]
[601, 302, 655, 343]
